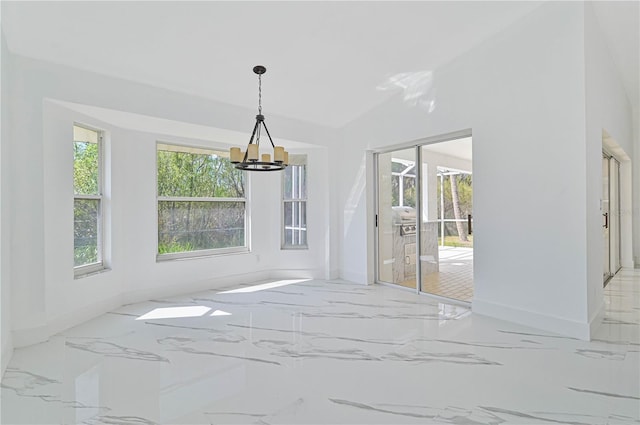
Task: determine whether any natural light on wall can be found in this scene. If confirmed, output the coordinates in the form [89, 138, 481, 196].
[136, 306, 212, 320]
[217, 279, 311, 294]
[377, 70, 437, 112]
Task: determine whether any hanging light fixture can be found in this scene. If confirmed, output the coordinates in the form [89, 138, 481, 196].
[230, 65, 289, 171]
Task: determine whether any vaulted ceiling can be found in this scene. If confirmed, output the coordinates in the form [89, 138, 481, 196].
[2, 1, 638, 129]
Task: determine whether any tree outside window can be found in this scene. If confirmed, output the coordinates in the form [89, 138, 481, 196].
[73, 125, 104, 273]
[157, 144, 247, 258]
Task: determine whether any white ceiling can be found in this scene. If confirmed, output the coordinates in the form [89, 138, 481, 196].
[2, 1, 637, 129]
[1, 1, 542, 128]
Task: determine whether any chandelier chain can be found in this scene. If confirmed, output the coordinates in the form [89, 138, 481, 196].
[258, 74, 262, 115]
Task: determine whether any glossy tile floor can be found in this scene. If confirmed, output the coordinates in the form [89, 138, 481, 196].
[2, 270, 639, 424]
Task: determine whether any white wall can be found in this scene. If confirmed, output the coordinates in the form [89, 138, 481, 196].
[8, 52, 335, 347]
[634, 108, 640, 268]
[1, 27, 13, 376]
[339, 2, 603, 339]
[584, 3, 637, 330]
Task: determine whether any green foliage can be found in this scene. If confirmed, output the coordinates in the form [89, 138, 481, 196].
[404, 182, 416, 207]
[74, 198, 99, 266]
[74, 136, 100, 267]
[158, 241, 195, 254]
[74, 245, 98, 267]
[157, 150, 244, 198]
[437, 173, 472, 218]
[74, 141, 99, 195]
[157, 201, 245, 253]
[391, 175, 416, 207]
[157, 148, 246, 254]
[438, 235, 474, 248]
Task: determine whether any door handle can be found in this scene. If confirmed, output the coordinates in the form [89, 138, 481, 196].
[603, 212, 608, 229]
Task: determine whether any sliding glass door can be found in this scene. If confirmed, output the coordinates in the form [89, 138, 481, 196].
[610, 157, 621, 275]
[602, 154, 611, 283]
[376, 148, 418, 290]
[375, 136, 473, 302]
[603, 151, 621, 286]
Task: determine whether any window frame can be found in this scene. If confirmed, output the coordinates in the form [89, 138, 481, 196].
[156, 142, 249, 261]
[281, 155, 308, 250]
[73, 123, 106, 277]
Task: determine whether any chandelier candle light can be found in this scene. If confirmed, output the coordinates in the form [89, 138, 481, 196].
[230, 65, 289, 171]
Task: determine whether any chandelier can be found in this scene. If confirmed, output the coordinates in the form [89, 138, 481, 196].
[230, 65, 289, 171]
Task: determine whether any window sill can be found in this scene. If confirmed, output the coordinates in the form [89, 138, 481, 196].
[74, 266, 111, 280]
[281, 246, 309, 251]
[157, 247, 250, 262]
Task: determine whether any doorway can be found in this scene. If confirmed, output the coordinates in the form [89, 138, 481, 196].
[602, 151, 621, 286]
[375, 136, 473, 302]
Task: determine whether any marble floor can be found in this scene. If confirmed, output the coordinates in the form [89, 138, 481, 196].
[1, 270, 639, 425]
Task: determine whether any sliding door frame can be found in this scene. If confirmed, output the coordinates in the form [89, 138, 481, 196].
[612, 157, 621, 275]
[373, 129, 472, 296]
[602, 149, 622, 286]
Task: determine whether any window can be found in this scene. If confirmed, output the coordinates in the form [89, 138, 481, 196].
[74, 124, 104, 275]
[157, 143, 247, 259]
[282, 155, 307, 249]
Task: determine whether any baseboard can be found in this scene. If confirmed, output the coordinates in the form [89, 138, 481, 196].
[473, 298, 591, 341]
[13, 273, 271, 348]
[122, 270, 271, 305]
[13, 294, 123, 348]
[342, 269, 367, 285]
[589, 300, 605, 338]
[326, 267, 339, 280]
[47, 294, 123, 338]
[1, 339, 13, 379]
[11, 270, 324, 350]
[267, 268, 323, 280]
[12, 323, 50, 348]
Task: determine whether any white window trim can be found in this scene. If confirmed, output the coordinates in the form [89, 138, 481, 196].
[74, 124, 106, 278]
[281, 156, 308, 250]
[156, 143, 249, 261]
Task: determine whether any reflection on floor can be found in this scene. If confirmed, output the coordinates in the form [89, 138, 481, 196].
[2, 271, 638, 424]
[400, 246, 473, 302]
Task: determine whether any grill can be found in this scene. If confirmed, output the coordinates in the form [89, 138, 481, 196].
[391, 206, 417, 281]
[393, 206, 417, 235]
[400, 223, 416, 235]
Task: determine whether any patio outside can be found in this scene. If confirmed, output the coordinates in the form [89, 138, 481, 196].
[422, 246, 473, 302]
